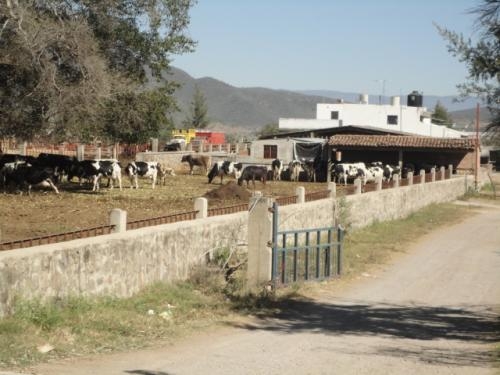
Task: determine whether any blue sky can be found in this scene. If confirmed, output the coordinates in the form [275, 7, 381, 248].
[172, 0, 478, 97]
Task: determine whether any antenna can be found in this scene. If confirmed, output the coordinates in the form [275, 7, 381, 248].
[374, 79, 387, 105]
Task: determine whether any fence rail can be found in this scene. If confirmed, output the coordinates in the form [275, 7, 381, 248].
[127, 210, 198, 230]
[208, 203, 249, 217]
[275, 195, 298, 206]
[305, 190, 330, 202]
[0, 225, 115, 251]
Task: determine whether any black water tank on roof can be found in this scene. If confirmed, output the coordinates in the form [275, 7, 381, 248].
[407, 90, 423, 107]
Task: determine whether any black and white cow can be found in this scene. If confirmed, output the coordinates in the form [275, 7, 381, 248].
[271, 159, 283, 181]
[237, 165, 268, 187]
[125, 161, 159, 189]
[207, 161, 240, 184]
[3, 161, 59, 195]
[365, 162, 384, 184]
[289, 160, 302, 182]
[68, 159, 122, 191]
[383, 164, 401, 182]
[331, 162, 367, 185]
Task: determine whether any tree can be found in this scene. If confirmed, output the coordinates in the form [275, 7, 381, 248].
[183, 85, 209, 129]
[431, 101, 454, 127]
[0, 0, 196, 141]
[256, 123, 280, 138]
[102, 85, 178, 144]
[435, 0, 499, 132]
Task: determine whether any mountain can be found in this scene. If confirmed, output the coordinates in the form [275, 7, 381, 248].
[160, 67, 333, 131]
[156, 67, 487, 132]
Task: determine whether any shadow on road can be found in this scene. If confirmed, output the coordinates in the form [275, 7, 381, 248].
[230, 298, 500, 367]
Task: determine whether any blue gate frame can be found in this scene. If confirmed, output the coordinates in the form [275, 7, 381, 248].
[271, 202, 344, 288]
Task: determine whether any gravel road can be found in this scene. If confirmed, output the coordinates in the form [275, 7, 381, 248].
[27, 204, 500, 375]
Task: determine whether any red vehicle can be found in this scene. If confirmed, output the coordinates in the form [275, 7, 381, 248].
[195, 131, 226, 145]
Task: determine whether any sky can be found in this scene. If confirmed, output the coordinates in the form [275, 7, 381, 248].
[172, 0, 479, 97]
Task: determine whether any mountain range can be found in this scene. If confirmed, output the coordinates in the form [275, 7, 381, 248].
[159, 67, 489, 133]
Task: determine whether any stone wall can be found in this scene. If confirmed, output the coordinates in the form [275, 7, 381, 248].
[0, 175, 472, 317]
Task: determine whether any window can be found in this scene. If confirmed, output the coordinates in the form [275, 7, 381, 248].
[387, 115, 398, 125]
[263, 145, 277, 159]
[330, 111, 339, 120]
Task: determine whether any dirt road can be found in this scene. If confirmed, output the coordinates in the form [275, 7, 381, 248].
[27, 205, 500, 375]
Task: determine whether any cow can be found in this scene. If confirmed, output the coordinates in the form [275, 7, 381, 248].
[3, 162, 59, 195]
[68, 159, 121, 191]
[181, 154, 211, 175]
[271, 159, 283, 181]
[301, 160, 316, 182]
[383, 164, 401, 182]
[237, 165, 268, 187]
[125, 161, 159, 189]
[157, 163, 176, 186]
[98, 159, 123, 190]
[36, 153, 77, 182]
[0, 154, 36, 169]
[366, 162, 385, 184]
[331, 162, 367, 185]
[289, 160, 302, 182]
[208, 161, 239, 184]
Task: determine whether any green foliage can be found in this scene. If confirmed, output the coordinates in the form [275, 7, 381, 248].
[256, 123, 280, 138]
[0, 0, 196, 141]
[102, 85, 178, 143]
[435, 0, 499, 131]
[14, 300, 62, 331]
[183, 85, 209, 129]
[431, 101, 454, 127]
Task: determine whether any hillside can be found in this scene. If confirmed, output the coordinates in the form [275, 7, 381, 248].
[154, 67, 488, 132]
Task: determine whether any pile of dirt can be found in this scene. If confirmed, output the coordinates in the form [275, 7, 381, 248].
[204, 181, 251, 201]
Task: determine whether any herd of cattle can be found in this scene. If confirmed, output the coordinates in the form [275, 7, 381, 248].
[0, 151, 435, 195]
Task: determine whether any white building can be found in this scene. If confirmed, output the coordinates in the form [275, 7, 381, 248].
[279, 93, 467, 138]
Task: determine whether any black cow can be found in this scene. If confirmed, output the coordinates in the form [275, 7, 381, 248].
[36, 153, 77, 182]
[125, 161, 158, 189]
[237, 165, 268, 187]
[0, 154, 36, 169]
[181, 154, 211, 175]
[3, 163, 59, 195]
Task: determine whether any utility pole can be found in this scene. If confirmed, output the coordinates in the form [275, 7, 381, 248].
[374, 79, 386, 105]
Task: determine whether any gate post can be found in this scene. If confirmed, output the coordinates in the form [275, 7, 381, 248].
[110, 209, 127, 233]
[420, 169, 425, 184]
[354, 178, 362, 194]
[431, 167, 436, 182]
[407, 171, 413, 185]
[296, 186, 305, 204]
[440, 166, 446, 180]
[393, 174, 400, 188]
[246, 195, 273, 290]
[328, 182, 336, 199]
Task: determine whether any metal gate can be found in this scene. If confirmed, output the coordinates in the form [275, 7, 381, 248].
[271, 202, 344, 288]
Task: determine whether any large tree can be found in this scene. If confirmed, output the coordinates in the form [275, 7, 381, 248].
[436, 0, 499, 132]
[0, 0, 196, 142]
[431, 101, 454, 128]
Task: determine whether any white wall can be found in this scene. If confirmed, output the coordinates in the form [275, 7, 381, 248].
[279, 100, 466, 138]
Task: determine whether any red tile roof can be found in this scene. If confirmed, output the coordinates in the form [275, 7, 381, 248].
[328, 135, 477, 150]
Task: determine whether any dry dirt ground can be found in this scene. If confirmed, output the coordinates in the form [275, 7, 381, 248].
[0, 172, 331, 243]
[22, 202, 500, 375]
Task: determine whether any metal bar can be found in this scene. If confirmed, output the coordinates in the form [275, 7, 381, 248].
[293, 232, 298, 282]
[281, 233, 286, 284]
[305, 231, 310, 280]
[271, 202, 279, 287]
[337, 227, 344, 276]
[316, 230, 320, 279]
[277, 227, 336, 235]
[326, 229, 332, 277]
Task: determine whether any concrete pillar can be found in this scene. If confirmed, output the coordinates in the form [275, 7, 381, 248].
[21, 141, 27, 156]
[393, 174, 400, 188]
[354, 178, 362, 194]
[151, 138, 159, 152]
[77, 144, 85, 161]
[208, 144, 213, 153]
[113, 143, 119, 159]
[194, 197, 208, 219]
[296, 186, 305, 204]
[235, 144, 240, 154]
[375, 177, 382, 191]
[187, 143, 192, 151]
[109, 209, 127, 233]
[440, 166, 446, 180]
[431, 167, 436, 182]
[420, 169, 425, 184]
[328, 181, 336, 199]
[96, 147, 102, 160]
[448, 164, 453, 178]
[217, 144, 222, 152]
[407, 171, 413, 185]
[246, 195, 272, 289]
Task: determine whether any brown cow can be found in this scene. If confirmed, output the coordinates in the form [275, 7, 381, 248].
[181, 154, 211, 175]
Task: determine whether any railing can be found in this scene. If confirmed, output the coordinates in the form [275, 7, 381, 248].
[208, 203, 249, 217]
[127, 210, 198, 230]
[305, 190, 330, 202]
[0, 224, 115, 251]
[275, 195, 298, 206]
